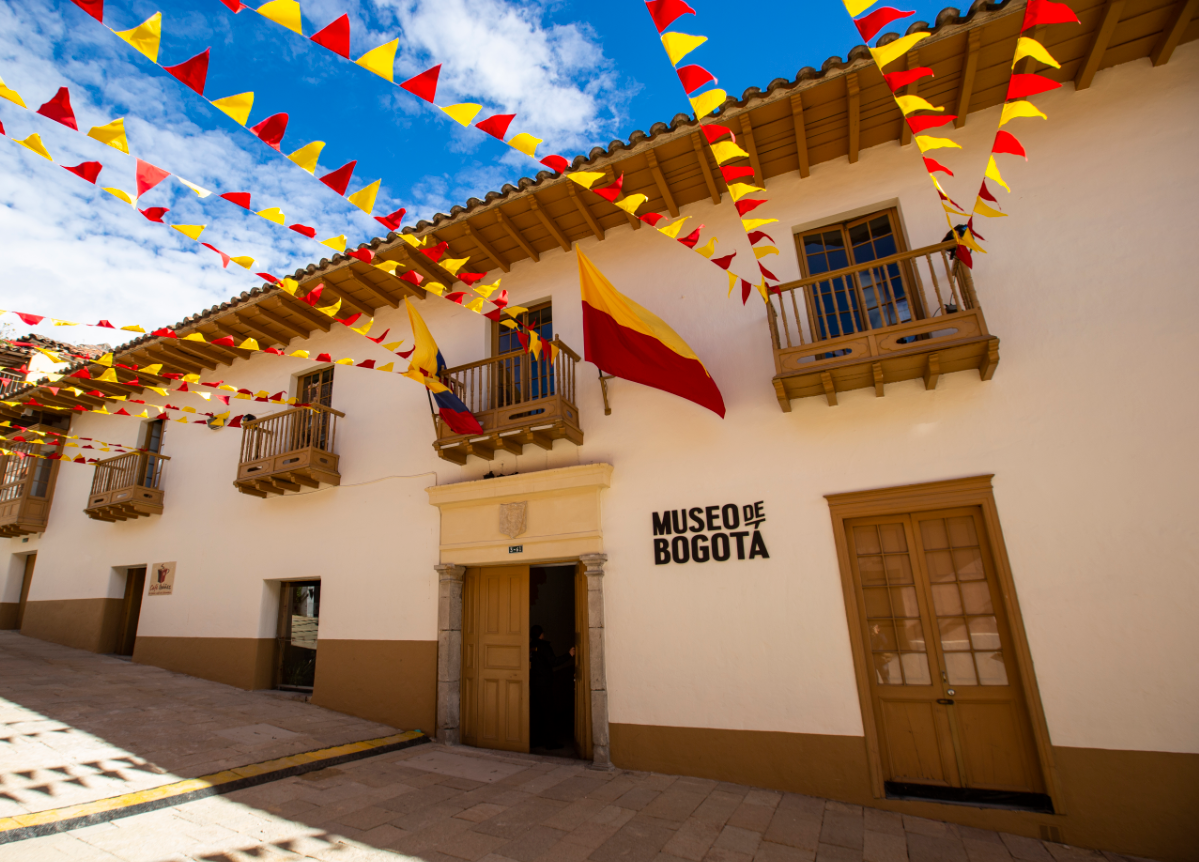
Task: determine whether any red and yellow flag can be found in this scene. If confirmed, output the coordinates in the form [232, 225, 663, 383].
[578, 248, 724, 418]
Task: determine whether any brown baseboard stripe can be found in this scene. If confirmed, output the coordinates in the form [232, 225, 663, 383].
[0, 730, 430, 844]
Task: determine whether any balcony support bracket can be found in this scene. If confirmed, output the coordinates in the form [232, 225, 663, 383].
[873, 363, 885, 397]
[821, 372, 838, 407]
[979, 338, 1000, 381]
[924, 353, 941, 390]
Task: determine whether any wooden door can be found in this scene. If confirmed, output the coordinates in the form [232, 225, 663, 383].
[16, 553, 35, 629]
[462, 566, 529, 752]
[847, 509, 1043, 793]
[573, 562, 592, 760]
[116, 567, 147, 656]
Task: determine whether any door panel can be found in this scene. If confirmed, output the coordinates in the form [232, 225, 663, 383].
[879, 700, 952, 784]
[466, 566, 529, 752]
[573, 562, 592, 760]
[955, 702, 1035, 791]
[16, 553, 35, 629]
[461, 568, 480, 747]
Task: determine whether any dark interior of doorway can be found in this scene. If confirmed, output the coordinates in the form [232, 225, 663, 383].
[529, 564, 577, 758]
[114, 567, 147, 659]
[884, 782, 1054, 813]
[277, 580, 321, 691]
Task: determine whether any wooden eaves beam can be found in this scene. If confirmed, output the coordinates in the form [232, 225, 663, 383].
[207, 320, 278, 352]
[277, 293, 334, 332]
[566, 182, 605, 240]
[174, 338, 235, 367]
[142, 345, 205, 374]
[955, 29, 983, 127]
[899, 54, 918, 145]
[251, 303, 311, 340]
[645, 149, 680, 216]
[789, 93, 811, 178]
[1151, 0, 1196, 66]
[847, 71, 861, 162]
[495, 208, 540, 262]
[691, 132, 722, 203]
[1076, 0, 1125, 89]
[168, 341, 226, 369]
[318, 281, 373, 318]
[738, 115, 765, 187]
[605, 163, 641, 230]
[527, 195, 571, 252]
[393, 243, 455, 288]
[463, 221, 511, 273]
[335, 269, 399, 309]
[229, 310, 291, 346]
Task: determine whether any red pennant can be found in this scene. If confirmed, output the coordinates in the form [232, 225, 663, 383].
[1022, 0, 1080, 31]
[258, 272, 279, 283]
[16, 313, 45, 326]
[163, 49, 210, 95]
[444, 292, 467, 304]
[220, 191, 252, 209]
[139, 206, 169, 222]
[992, 130, 1027, 159]
[347, 248, 374, 263]
[758, 262, 778, 281]
[319, 160, 357, 195]
[967, 220, 985, 242]
[883, 67, 933, 91]
[396, 347, 415, 358]
[218, 0, 247, 9]
[977, 180, 999, 203]
[592, 174, 623, 203]
[955, 245, 973, 269]
[720, 165, 755, 183]
[678, 226, 703, 248]
[201, 243, 232, 267]
[311, 14, 350, 57]
[356, 359, 376, 369]
[152, 328, 178, 338]
[420, 242, 449, 263]
[228, 415, 243, 427]
[302, 284, 324, 307]
[475, 113, 515, 140]
[249, 113, 288, 151]
[1006, 73, 1061, 101]
[645, 0, 695, 33]
[63, 161, 102, 184]
[69, 368, 91, 379]
[923, 156, 953, 176]
[338, 313, 362, 327]
[702, 124, 734, 144]
[289, 223, 317, 238]
[740, 279, 753, 305]
[639, 212, 666, 226]
[315, 354, 332, 363]
[374, 207, 406, 231]
[399, 270, 423, 286]
[516, 331, 530, 353]
[36, 88, 78, 131]
[906, 114, 956, 134]
[540, 155, 569, 174]
[400, 65, 441, 103]
[210, 336, 236, 347]
[70, 0, 104, 21]
[746, 230, 774, 245]
[855, 7, 914, 42]
[711, 252, 737, 270]
[735, 198, 766, 216]
[135, 159, 170, 198]
[366, 328, 391, 344]
[676, 64, 716, 94]
[459, 272, 486, 286]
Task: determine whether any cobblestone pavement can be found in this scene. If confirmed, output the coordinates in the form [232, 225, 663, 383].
[0, 633, 1156, 862]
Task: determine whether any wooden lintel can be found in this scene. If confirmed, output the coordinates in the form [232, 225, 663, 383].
[979, 338, 1000, 381]
[873, 362, 885, 397]
[495, 209, 540, 263]
[1150, 0, 1195, 65]
[847, 72, 861, 163]
[566, 182, 604, 241]
[1077, 0, 1125, 89]
[955, 30, 983, 127]
[924, 352, 941, 390]
[645, 149, 679, 216]
[277, 293, 333, 332]
[605, 164, 641, 230]
[738, 114, 765, 187]
[789, 93, 811, 178]
[900, 54, 918, 145]
[463, 221, 511, 273]
[691, 132, 722, 203]
[821, 371, 838, 406]
[249, 304, 308, 340]
[527, 196, 571, 252]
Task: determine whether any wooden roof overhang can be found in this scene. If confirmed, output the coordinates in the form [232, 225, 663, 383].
[2, 0, 1193, 420]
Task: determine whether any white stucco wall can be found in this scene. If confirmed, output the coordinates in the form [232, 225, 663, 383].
[9, 44, 1197, 756]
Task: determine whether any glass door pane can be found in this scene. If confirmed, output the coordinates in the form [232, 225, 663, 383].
[848, 214, 911, 329]
[278, 580, 320, 690]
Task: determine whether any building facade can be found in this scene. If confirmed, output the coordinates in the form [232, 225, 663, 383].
[2, 4, 1196, 859]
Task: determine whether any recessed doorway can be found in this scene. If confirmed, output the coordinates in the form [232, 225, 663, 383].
[276, 580, 320, 691]
[114, 566, 146, 657]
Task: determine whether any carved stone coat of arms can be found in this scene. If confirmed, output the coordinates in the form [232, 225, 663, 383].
[499, 501, 528, 539]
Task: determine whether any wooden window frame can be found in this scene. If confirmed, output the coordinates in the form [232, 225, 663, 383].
[295, 365, 335, 408]
[825, 475, 1063, 810]
[490, 299, 552, 358]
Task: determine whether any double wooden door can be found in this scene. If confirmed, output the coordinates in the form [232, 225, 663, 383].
[845, 507, 1044, 793]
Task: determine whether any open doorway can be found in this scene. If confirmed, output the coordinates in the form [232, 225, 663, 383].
[276, 580, 320, 691]
[16, 552, 36, 630]
[114, 567, 146, 657]
[529, 564, 577, 758]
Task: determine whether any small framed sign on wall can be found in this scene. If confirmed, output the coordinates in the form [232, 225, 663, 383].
[148, 561, 176, 596]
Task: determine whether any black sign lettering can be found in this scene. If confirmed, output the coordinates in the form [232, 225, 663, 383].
[691, 534, 710, 562]
[688, 507, 704, 533]
[748, 530, 770, 559]
[721, 504, 740, 530]
[654, 538, 671, 565]
[711, 532, 730, 561]
[731, 531, 749, 560]
[653, 511, 673, 536]
[671, 535, 690, 564]
[651, 502, 768, 564]
[704, 505, 720, 531]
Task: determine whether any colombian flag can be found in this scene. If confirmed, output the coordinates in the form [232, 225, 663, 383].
[402, 299, 484, 436]
[578, 249, 725, 418]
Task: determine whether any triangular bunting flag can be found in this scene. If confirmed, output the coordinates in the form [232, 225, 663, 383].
[400, 65, 440, 102]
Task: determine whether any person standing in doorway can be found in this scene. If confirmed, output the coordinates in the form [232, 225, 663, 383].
[530, 624, 574, 750]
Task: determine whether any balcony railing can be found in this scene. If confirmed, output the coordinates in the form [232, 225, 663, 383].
[0, 431, 61, 537]
[433, 336, 583, 464]
[234, 404, 342, 497]
[0, 368, 25, 399]
[85, 450, 170, 522]
[766, 240, 1000, 409]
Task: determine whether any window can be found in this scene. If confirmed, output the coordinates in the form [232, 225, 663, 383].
[298, 367, 334, 407]
[296, 367, 334, 450]
[141, 419, 165, 488]
[796, 209, 923, 342]
[492, 301, 554, 407]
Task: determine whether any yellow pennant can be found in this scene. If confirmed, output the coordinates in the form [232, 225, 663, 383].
[397, 233, 424, 248]
[86, 118, 130, 153]
[727, 271, 738, 297]
[614, 194, 647, 214]
[0, 75, 26, 108]
[279, 277, 299, 295]
[464, 297, 485, 313]
[377, 362, 394, 373]
[999, 100, 1047, 126]
[172, 224, 205, 240]
[356, 39, 399, 82]
[1012, 37, 1060, 69]
[915, 135, 961, 152]
[287, 140, 324, 173]
[441, 103, 482, 126]
[113, 12, 162, 63]
[210, 92, 254, 126]
[316, 299, 341, 318]
[742, 218, 778, 231]
[103, 187, 135, 204]
[320, 235, 347, 252]
[230, 256, 254, 269]
[256, 207, 285, 224]
[142, 363, 163, 375]
[661, 32, 707, 66]
[424, 282, 445, 296]
[689, 88, 726, 119]
[97, 353, 114, 366]
[567, 171, 606, 189]
[984, 156, 1011, 192]
[441, 257, 469, 275]
[95, 368, 119, 383]
[256, 0, 302, 34]
[658, 217, 690, 239]
[383, 340, 404, 350]
[335, 357, 354, 365]
[895, 95, 943, 115]
[347, 179, 381, 214]
[290, 350, 309, 358]
[15, 133, 53, 160]
[709, 140, 749, 164]
[474, 280, 501, 298]
[177, 177, 212, 197]
[695, 237, 717, 258]
[959, 229, 987, 254]
[182, 332, 207, 343]
[352, 317, 374, 335]
[843, 0, 878, 15]
[727, 183, 764, 201]
[373, 260, 401, 274]
[238, 337, 260, 350]
[754, 246, 780, 258]
[507, 132, 543, 158]
[974, 198, 1007, 218]
[869, 32, 928, 70]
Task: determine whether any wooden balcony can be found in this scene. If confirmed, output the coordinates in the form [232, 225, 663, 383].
[0, 368, 26, 399]
[434, 336, 584, 465]
[85, 450, 170, 522]
[234, 404, 342, 497]
[767, 240, 1000, 410]
[0, 431, 61, 537]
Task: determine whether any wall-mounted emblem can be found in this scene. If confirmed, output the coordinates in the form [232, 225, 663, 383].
[499, 501, 528, 539]
[148, 561, 176, 596]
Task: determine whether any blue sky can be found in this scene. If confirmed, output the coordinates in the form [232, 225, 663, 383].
[0, 0, 957, 343]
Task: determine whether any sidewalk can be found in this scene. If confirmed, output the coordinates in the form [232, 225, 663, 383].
[0, 632, 1155, 862]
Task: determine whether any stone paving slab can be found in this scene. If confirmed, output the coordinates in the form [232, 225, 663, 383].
[0, 633, 1162, 862]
